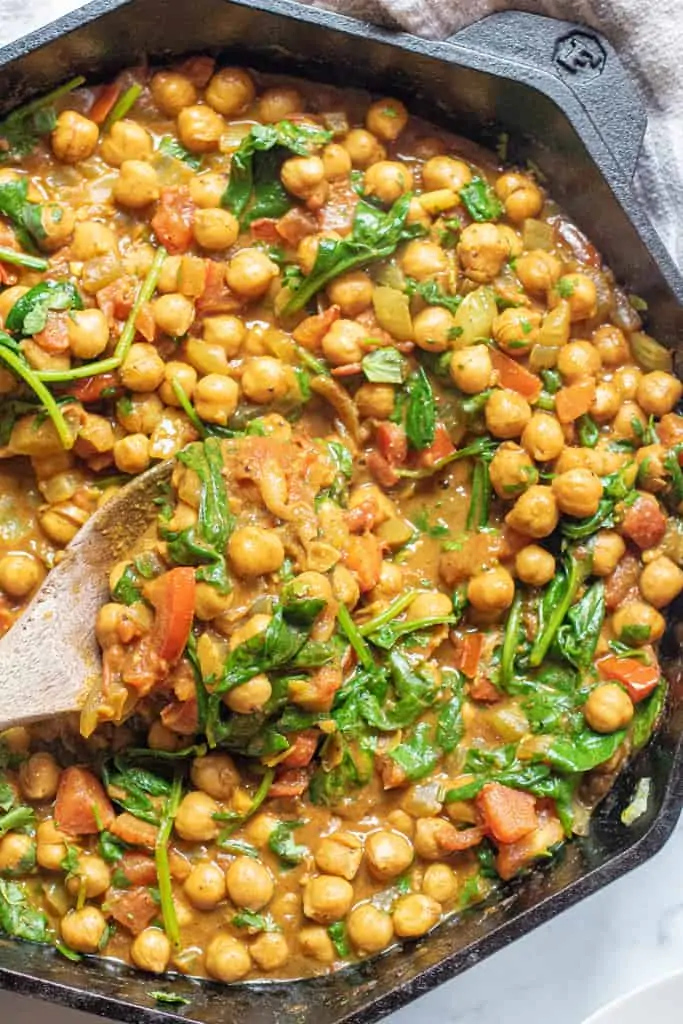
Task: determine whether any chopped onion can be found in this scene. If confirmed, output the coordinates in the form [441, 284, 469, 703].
[451, 285, 497, 348]
[612, 286, 643, 333]
[219, 120, 255, 153]
[81, 253, 122, 295]
[630, 330, 673, 372]
[529, 344, 560, 371]
[522, 218, 555, 251]
[321, 111, 349, 136]
[537, 301, 570, 347]
[372, 285, 414, 341]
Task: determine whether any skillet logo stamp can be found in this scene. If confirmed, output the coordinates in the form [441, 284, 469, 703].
[553, 31, 606, 79]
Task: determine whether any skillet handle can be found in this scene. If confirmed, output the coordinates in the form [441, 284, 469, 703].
[446, 11, 646, 181]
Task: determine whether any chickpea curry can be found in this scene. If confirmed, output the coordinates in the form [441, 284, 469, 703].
[0, 55, 679, 990]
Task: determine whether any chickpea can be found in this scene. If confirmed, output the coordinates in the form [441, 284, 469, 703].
[400, 239, 448, 281]
[492, 307, 541, 357]
[203, 314, 245, 356]
[0, 552, 42, 598]
[322, 143, 352, 180]
[553, 274, 597, 321]
[247, 930, 288, 971]
[205, 933, 252, 982]
[407, 591, 453, 621]
[521, 412, 565, 463]
[116, 392, 163, 435]
[51, 110, 98, 164]
[299, 925, 335, 963]
[467, 566, 515, 613]
[158, 361, 197, 408]
[552, 468, 603, 518]
[184, 337, 229, 376]
[614, 366, 643, 400]
[422, 863, 459, 904]
[355, 382, 395, 419]
[303, 875, 353, 924]
[36, 820, 68, 871]
[495, 171, 543, 223]
[448, 344, 492, 394]
[326, 271, 373, 317]
[150, 71, 197, 115]
[636, 371, 681, 417]
[281, 155, 325, 199]
[0, 832, 34, 874]
[228, 526, 285, 577]
[60, 907, 107, 954]
[177, 104, 224, 153]
[120, 343, 165, 392]
[258, 86, 303, 124]
[515, 545, 555, 587]
[224, 673, 272, 714]
[593, 324, 630, 366]
[489, 442, 537, 499]
[226, 248, 279, 299]
[184, 861, 226, 910]
[65, 308, 109, 360]
[40, 202, 75, 250]
[193, 374, 239, 426]
[174, 791, 219, 842]
[557, 340, 601, 382]
[584, 683, 634, 733]
[19, 752, 60, 801]
[342, 128, 386, 168]
[314, 321, 360, 369]
[505, 485, 559, 538]
[192, 207, 239, 251]
[205, 67, 255, 115]
[365, 830, 413, 881]
[113, 160, 159, 208]
[591, 531, 626, 577]
[332, 564, 361, 608]
[612, 400, 647, 442]
[100, 120, 153, 166]
[515, 250, 562, 294]
[315, 832, 363, 881]
[345, 903, 394, 955]
[130, 928, 171, 974]
[191, 752, 239, 800]
[226, 856, 274, 911]
[591, 382, 621, 423]
[71, 221, 118, 261]
[364, 161, 413, 205]
[148, 721, 183, 752]
[66, 854, 111, 899]
[412, 306, 455, 354]
[189, 172, 227, 209]
[151, 292, 195, 338]
[422, 156, 471, 192]
[640, 556, 683, 609]
[612, 600, 665, 646]
[457, 222, 508, 283]
[392, 893, 441, 939]
[363, 97, 407, 141]
[485, 389, 532, 439]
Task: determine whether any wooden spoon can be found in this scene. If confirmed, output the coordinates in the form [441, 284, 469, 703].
[0, 460, 173, 731]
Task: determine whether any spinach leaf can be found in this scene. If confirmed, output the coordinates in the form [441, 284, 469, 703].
[466, 458, 492, 530]
[151, 992, 191, 1007]
[556, 579, 605, 671]
[632, 682, 666, 750]
[6, 280, 83, 336]
[268, 819, 308, 866]
[327, 921, 350, 957]
[387, 721, 440, 781]
[283, 193, 424, 313]
[232, 909, 280, 932]
[0, 178, 47, 251]
[97, 831, 128, 864]
[361, 347, 408, 384]
[436, 685, 464, 753]
[0, 805, 34, 837]
[112, 564, 143, 606]
[309, 740, 373, 806]
[366, 613, 456, 650]
[404, 366, 436, 450]
[545, 727, 625, 773]
[530, 549, 591, 667]
[404, 277, 462, 314]
[217, 606, 308, 693]
[459, 177, 503, 222]
[0, 76, 84, 163]
[0, 880, 49, 943]
[104, 760, 170, 826]
[219, 838, 259, 859]
[577, 413, 599, 448]
[158, 136, 202, 170]
[500, 588, 524, 690]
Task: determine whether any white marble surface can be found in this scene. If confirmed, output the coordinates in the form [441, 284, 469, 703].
[0, 1, 682, 1022]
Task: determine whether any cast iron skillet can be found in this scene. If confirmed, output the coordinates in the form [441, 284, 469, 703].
[0, 1, 681, 1021]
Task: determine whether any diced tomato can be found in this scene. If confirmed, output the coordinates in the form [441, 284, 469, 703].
[147, 567, 196, 663]
[276, 207, 318, 246]
[292, 305, 340, 352]
[469, 676, 502, 703]
[375, 421, 408, 466]
[0, 263, 18, 286]
[621, 493, 667, 550]
[107, 887, 158, 935]
[331, 362, 362, 378]
[118, 852, 158, 887]
[477, 782, 538, 844]
[318, 178, 358, 234]
[109, 812, 159, 850]
[55, 767, 115, 835]
[197, 259, 238, 315]
[657, 413, 683, 449]
[169, 849, 192, 882]
[490, 348, 542, 401]
[66, 372, 120, 404]
[280, 730, 319, 769]
[433, 821, 485, 852]
[96, 278, 136, 320]
[135, 302, 156, 342]
[161, 697, 198, 735]
[89, 82, 121, 124]
[176, 55, 215, 87]
[555, 379, 596, 423]
[0, 596, 14, 637]
[269, 767, 311, 799]
[34, 312, 70, 354]
[366, 451, 400, 488]
[605, 552, 641, 611]
[454, 632, 484, 679]
[343, 533, 383, 592]
[151, 187, 195, 254]
[250, 218, 281, 244]
[346, 499, 378, 533]
[597, 654, 660, 703]
[379, 757, 408, 790]
[495, 805, 564, 881]
[416, 423, 455, 468]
